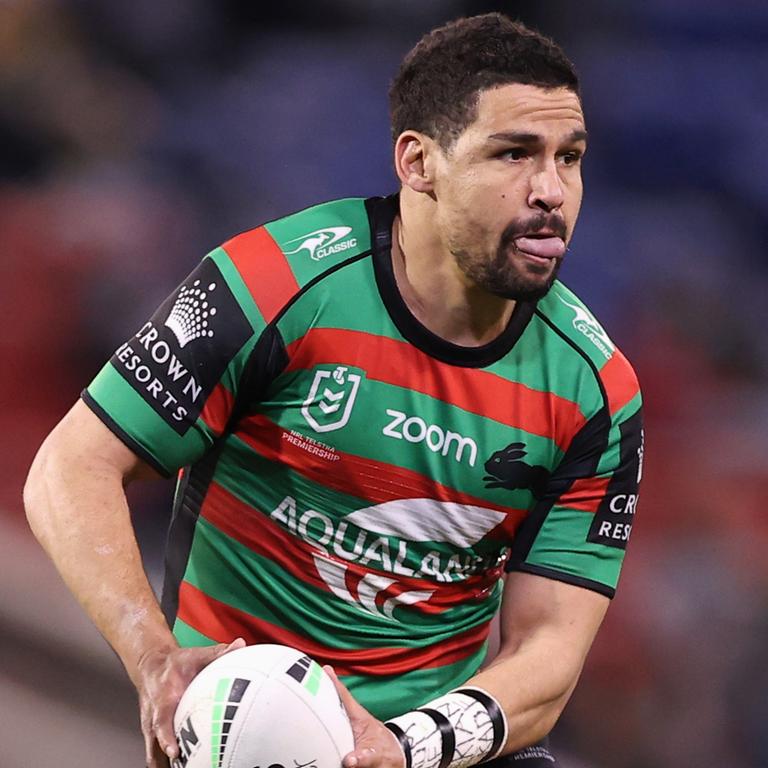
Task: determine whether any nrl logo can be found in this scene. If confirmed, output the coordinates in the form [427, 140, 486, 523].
[301, 366, 363, 433]
[558, 295, 615, 359]
[283, 226, 358, 261]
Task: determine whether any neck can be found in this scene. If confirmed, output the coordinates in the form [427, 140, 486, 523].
[393, 188, 516, 347]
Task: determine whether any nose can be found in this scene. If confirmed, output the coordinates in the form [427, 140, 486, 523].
[527, 161, 564, 213]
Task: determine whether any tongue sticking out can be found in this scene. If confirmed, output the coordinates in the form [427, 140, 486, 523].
[514, 236, 566, 259]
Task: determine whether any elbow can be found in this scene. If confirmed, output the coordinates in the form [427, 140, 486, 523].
[503, 662, 578, 749]
[24, 435, 56, 542]
[527, 676, 578, 746]
[506, 692, 570, 752]
[536, 693, 570, 740]
[24, 427, 77, 544]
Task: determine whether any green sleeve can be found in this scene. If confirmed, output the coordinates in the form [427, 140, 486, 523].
[83, 248, 267, 476]
[506, 395, 644, 597]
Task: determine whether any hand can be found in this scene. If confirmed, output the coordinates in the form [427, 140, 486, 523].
[135, 638, 247, 768]
[325, 666, 406, 768]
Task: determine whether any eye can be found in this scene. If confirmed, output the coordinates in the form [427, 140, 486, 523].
[499, 147, 528, 161]
[560, 150, 583, 166]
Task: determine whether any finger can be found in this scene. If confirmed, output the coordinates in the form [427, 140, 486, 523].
[149, 739, 171, 768]
[345, 747, 379, 768]
[323, 665, 369, 720]
[154, 711, 179, 762]
[143, 723, 155, 767]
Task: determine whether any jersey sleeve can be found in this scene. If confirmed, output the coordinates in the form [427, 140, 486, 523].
[505, 357, 643, 598]
[83, 245, 271, 476]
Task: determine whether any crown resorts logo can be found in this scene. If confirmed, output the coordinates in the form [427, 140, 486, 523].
[283, 226, 358, 261]
[164, 279, 218, 348]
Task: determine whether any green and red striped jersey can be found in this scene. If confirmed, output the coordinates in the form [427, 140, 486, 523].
[84, 195, 643, 720]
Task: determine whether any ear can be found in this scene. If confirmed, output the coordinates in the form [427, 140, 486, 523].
[393, 131, 439, 193]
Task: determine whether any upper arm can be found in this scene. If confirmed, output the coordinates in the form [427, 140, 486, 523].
[28, 399, 161, 488]
[497, 570, 609, 666]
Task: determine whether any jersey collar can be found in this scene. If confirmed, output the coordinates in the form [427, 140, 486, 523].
[365, 194, 537, 368]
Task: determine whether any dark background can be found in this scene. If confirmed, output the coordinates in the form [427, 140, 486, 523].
[1, 1, 767, 766]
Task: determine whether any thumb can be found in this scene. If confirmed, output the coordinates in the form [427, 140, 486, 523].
[207, 637, 247, 662]
[324, 665, 369, 721]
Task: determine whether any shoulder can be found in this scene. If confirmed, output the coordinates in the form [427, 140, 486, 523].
[536, 281, 641, 418]
[214, 197, 374, 324]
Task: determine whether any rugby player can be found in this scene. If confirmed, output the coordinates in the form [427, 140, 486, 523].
[24, 14, 643, 768]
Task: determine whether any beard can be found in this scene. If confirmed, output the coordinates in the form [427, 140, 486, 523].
[451, 212, 567, 302]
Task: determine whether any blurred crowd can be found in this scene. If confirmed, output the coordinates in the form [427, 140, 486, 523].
[1, 1, 766, 766]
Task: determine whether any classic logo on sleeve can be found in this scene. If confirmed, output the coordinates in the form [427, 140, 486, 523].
[283, 226, 358, 261]
[109, 258, 251, 435]
[558, 295, 615, 359]
[587, 411, 644, 549]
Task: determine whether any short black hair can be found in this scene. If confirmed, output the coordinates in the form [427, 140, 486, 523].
[389, 13, 580, 148]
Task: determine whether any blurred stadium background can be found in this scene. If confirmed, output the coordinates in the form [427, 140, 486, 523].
[1, 0, 766, 765]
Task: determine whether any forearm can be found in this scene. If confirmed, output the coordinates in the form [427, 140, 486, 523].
[383, 575, 608, 768]
[24, 426, 176, 685]
[384, 634, 579, 768]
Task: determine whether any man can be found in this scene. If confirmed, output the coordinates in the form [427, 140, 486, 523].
[24, 13, 643, 768]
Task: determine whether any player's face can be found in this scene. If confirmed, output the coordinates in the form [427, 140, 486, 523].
[432, 84, 586, 301]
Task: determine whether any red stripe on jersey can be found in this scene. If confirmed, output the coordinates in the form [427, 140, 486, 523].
[201, 481, 506, 610]
[560, 475, 612, 512]
[238, 413, 527, 527]
[283, 328, 586, 450]
[222, 226, 299, 322]
[487, 511, 535, 541]
[177, 581, 491, 676]
[199, 383, 234, 435]
[600, 349, 640, 415]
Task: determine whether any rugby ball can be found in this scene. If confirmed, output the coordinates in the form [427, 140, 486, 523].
[172, 644, 355, 768]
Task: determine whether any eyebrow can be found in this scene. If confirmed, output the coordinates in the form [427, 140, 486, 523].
[487, 129, 588, 145]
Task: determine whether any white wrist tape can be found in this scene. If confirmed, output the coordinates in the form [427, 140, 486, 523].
[385, 687, 508, 768]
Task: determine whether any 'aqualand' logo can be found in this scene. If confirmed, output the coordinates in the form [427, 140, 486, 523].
[270, 495, 507, 622]
[283, 226, 358, 261]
